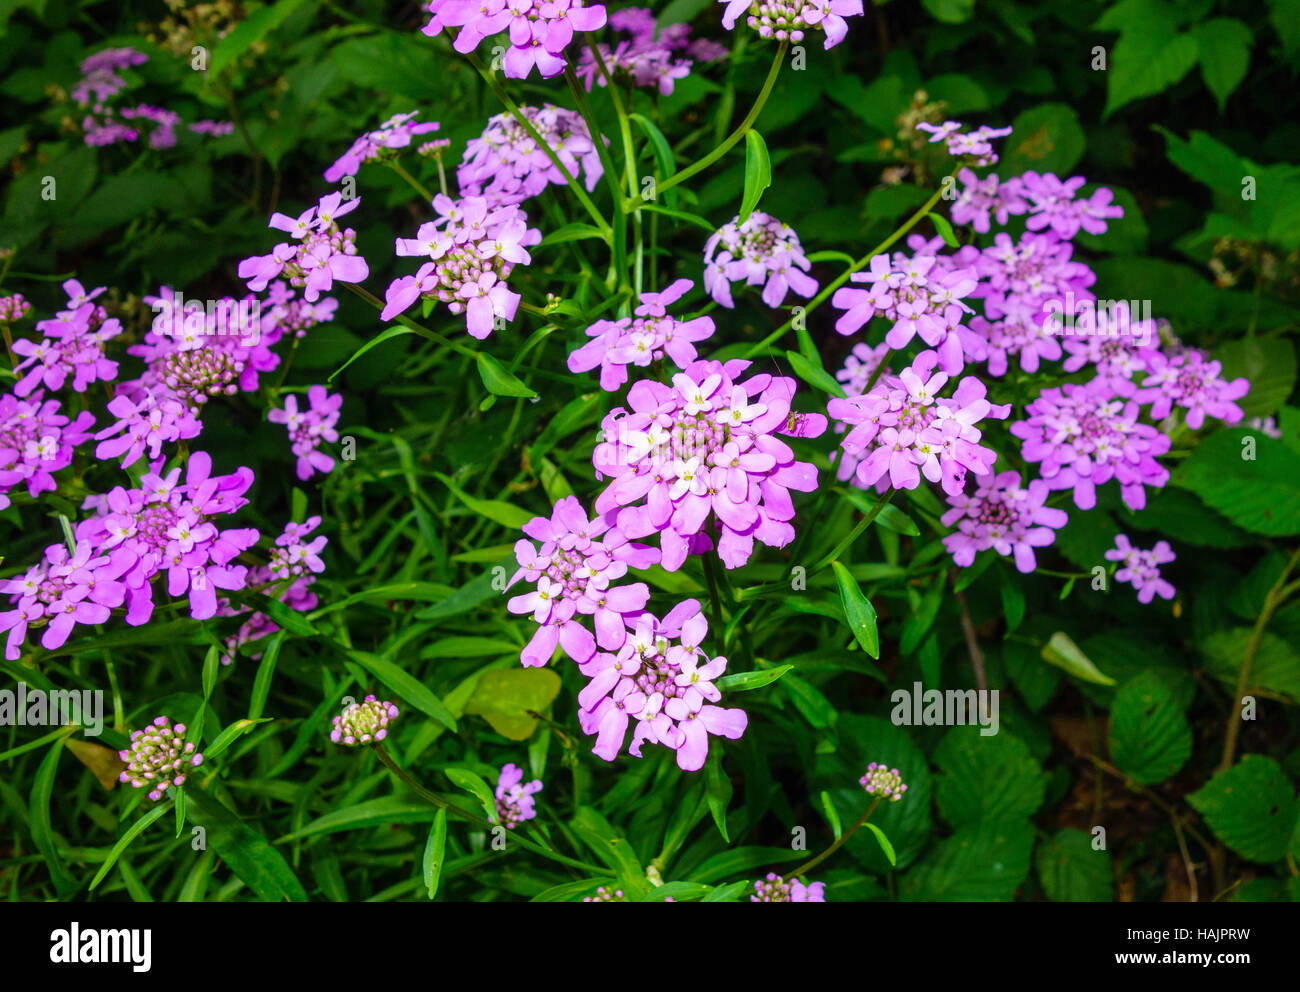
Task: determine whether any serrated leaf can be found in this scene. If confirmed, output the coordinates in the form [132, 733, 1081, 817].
[1187, 756, 1300, 863]
[934, 727, 1046, 827]
[1174, 429, 1300, 536]
[901, 820, 1034, 901]
[1108, 672, 1192, 784]
[1037, 829, 1114, 901]
[1193, 18, 1252, 112]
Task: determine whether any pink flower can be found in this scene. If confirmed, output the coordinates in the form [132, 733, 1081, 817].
[1016, 171, 1124, 240]
[324, 111, 440, 182]
[592, 359, 827, 570]
[568, 279, 716, 391]
[575, 602, 747, 770]
[1010, 378, 1171, 511]
[1105, 534, 1176, 604]
[941, 471, 1068, 573]
[268, 385, 342, 480]
[703, 212, 818, 309]
[458, 104, 603, 207]
[1134, 348, 1249, 429]
[507, 496, 659, 666]
[720, 0, 864, 50]
[827, 349, 1010, 497]
[424, 0, 607, 79]
[494, 763, 543, 827]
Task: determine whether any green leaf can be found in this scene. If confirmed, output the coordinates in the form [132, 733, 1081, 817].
[436, 472, 536, 529]
[1216, 338, 1296, 421]
[704, 750, 733, 842]
[209, 0, 308, 77]
[329, 325, 414, 381]
[89, 801, 172, 893]
[1000, 103, 1086, 176]
[571, 806, 644, 892]
[280, 797, 437, 840]
[1203, 628, 1300, 702]
[1108, 672, 1193, 784]
[629, 112, 678, 208]
[739, 129, 772, 223]
[247, 630, 287, 719]
[902, 820, 1034, 901]
[1187, 756, 1300, 863]
[1193, 18, 1252, 112]
[423, 808, 448, 900]
[922, 0, 975, 23]
[415, 569, 501, 623]
[784, 349, 845, 398]
[463, 667, 561, 740]
[259, 596, 319, 637]
[715, 663, 794, 692]
[186, 788, 308, 901]
[1001, 572, 1026, 635]
[864, 822, 897, 866]
[444, 767, 497, 821]
[830, 560, 879, 659]
[1037, 829, 1114, 901]
[30, 740, 75, 896]
[476, 352, 538, 399]
[1174, 428, 1300, 536]
[538, 222, 608, 247]
[347, 650, 458, 732]
[1041, 631, 1117, 685]
[929, 212, 960, 249]
[900, 572, 946, 655]
[686, 846, 803, 883]
[204, 718, 273, 762]
[934, 727, 1046, 827]
[819, 791, 843, 841]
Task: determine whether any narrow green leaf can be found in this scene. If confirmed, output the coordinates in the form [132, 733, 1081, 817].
[444, 767, 497, 821]
[739, 129, 772, 222]
[347, 650, 458, 732]
[830, 560, 880, 659]
[864, 822, 897, 866]
[476, 352, 538, 399]
[784, 349, 846, 398]
[715, 663, 794, 692]
[90, 802, 172, 892]
[820, 790, 843, 841]
[423, 808, 448, 900]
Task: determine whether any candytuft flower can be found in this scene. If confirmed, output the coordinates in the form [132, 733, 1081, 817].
[751, 873, 825, 902]
[458, 105, 603, 207]
[494, 763, 543, 828]
[718, 0, 864, 50]
[942, 471, 1068, 573]
[703, 212, 817, 309]
[324, 111, 440, 182]
[331, 695, 400, 746]
[860, 761, 908, 802]
[118, 716, 204, 801]
[568, 279, 716, 391]
[827, 349, 1010, 496]
[576, 601, 748, 771]
[1105, 534, 1176, 604]
[592, 359, 827, 570]
[268, 385, 343, 481]
[423, 0, 608, 79]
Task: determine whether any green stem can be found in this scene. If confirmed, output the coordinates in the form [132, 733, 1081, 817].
[789, 796, 881, 877]
[564, 65, 629, 294]
[464, 50, 611, 236]
[389, 160, 433, 202]
[813, 491, 895, 572]
[644, 41, 787, 204]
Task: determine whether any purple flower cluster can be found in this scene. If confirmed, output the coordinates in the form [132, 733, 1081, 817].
[457, 105, 603, 207]
[916, 120, 1013, 167]
[1010, 379, 1171, 511]
[1105, 534, 1176, 603]
[423, 0, 608, 78]
[0, 392, 95, 512]
[576, 601, 747, 771]
[719, 0, 864, 49]
[951, 169, 1124, 241]
[592, 359, 827, 570]
[941, 471, 1068, 573]
[576, 6, 725, 96]
[324, 111, 441, 182]
[506, 495, 659, 667]
[268, 386, 343, 481]
[861, 761, 908, 801]
[568, 279, 716, 391]
[331, 695, 399, 746]
[0, 293, 32, 323]
[383, 194, 541, 337]
[1135, 348, 1249, 429]
[12, 281, 120, 397]
[751, 873, 825, 902]
[118, 716, 203, 801]
[703, 212, 818, 309]
[495, 763, 543, 827]
[831, 238, 978, 374]
[826, 349, 1009, 495]
[240, 192, 369, 303]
